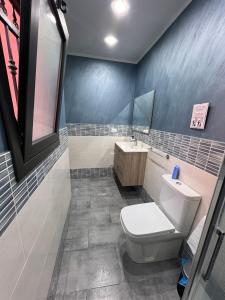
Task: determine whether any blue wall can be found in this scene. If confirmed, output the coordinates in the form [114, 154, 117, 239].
[135, 0, 225, 142]
[59, 92, 66, 129]
[64, 56, 136, 125]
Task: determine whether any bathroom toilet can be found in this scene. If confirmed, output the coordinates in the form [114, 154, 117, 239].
[120, 174, 201, 263]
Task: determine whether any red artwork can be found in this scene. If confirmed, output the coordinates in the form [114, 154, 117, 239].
[0, 0, 20, 119]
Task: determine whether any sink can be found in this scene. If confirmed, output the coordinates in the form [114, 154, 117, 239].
[115, 141, 149, 153]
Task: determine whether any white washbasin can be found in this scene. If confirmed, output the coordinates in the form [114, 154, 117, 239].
[116, 141, 150, 153]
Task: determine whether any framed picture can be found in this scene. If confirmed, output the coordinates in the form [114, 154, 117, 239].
[190, 103, 209, 130]
[0, 0, 69, 181]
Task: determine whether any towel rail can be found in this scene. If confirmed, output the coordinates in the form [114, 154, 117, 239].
[150, 147, 169, 159]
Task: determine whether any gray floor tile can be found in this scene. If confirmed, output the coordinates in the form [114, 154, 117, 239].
[128, 278, 161, 300]
[63, 290, 88, 300]
[91, 186, 121, 198]
[52, 177, 180, 300]
[65, 247, 124, 293]
[90, 195, 126, 209]
[51, 295, 64, 300]
[90, 196, 110, 209]
[159, 289, 180, 300]
[87, 282, 131, 300]
[89, 224, 123, 247]
[72, 187, 92, 197]
[64, 238, 88, 252]
[68, 210, 89, 227]
[89, 208, 110, 225]
[125, 197, 144, 206]
[88, 177, 116, 186]
[64, 227, 89, 251]
[55, 252, 71, 298]
[122, 252, 164, 282]
[109, 207, 122, 224]
[71, 178, 89, 188]
[71, 196, 91, 210]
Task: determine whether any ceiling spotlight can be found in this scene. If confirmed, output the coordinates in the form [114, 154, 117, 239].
[104, 35, 118, 47]
[111, 0, 130, 17]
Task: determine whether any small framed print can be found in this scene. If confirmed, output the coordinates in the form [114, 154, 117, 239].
[190, 102, 209, 130]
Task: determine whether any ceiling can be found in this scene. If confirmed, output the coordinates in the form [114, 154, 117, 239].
[65, 0, 192, 64]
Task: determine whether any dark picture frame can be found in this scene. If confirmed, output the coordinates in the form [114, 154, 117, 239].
[0, 0, 68, 182]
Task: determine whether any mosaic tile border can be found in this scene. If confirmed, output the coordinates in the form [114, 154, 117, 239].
[134, 129, 225, 177]
[70, 167, 113, 179]
[67, 123, 225, 176]
[67, 123, 132, 137]
[0, 127, 68, 236]
[132, 125, 150, 134]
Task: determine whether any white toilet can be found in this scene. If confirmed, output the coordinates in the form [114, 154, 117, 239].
[120, 174, 201, 263]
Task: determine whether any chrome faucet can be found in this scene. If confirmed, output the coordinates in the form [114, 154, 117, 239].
[130, 135, 138, 146]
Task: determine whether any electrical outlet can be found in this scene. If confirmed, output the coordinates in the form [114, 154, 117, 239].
[111, 128, 118, 133]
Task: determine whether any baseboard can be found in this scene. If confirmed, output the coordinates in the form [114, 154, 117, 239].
[70, 167, 113, 179]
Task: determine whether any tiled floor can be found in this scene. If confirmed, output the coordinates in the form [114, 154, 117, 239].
[49, 177, 180, 300]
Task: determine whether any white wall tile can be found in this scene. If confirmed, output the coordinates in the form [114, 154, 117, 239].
[144, 148, 218, 230]
[0, 219, 25, 300]
[0, 150, 71, 300]
[68, 136, 129, 169]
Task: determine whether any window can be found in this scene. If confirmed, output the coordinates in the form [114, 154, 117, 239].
[0, 0, 20, 119]
[0, 0, 68, 181]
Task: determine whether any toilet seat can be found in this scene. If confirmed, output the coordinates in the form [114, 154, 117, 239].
[120, 202, 175, 238]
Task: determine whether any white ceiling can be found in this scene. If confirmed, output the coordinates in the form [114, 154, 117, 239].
[65, 0, 192, 64]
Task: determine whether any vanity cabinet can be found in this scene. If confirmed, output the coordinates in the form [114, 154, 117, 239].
[114, 143, 148, 186]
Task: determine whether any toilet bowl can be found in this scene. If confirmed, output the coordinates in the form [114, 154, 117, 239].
[120, 174, 201, 263]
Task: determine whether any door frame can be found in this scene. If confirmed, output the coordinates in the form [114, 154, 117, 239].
[182, 160, 225, 299]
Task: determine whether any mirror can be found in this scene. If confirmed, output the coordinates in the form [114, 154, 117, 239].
[132, 90, 155, 134]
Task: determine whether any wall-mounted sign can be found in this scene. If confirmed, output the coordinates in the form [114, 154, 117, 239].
[190, 102, 209, 130]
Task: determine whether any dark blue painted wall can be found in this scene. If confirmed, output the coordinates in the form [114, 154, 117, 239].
[135, 0, 225, 142]
[59, 92, 66, 129]
[64, 56, 136, 125]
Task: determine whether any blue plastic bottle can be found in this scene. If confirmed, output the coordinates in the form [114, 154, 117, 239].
[172, 165, 180, 179]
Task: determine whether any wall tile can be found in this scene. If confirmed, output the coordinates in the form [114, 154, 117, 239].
[134, 129, 225, 177]
[0, 128, 68, 237]
[0, 218, 25, 300]
[67, 123, 132, 137]
[67, 123, 225, 177]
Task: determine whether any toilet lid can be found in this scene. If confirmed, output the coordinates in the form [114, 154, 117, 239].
[121, 203, 175, 238]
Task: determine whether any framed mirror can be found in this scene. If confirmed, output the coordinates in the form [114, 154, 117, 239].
[132, 90, 155, 134]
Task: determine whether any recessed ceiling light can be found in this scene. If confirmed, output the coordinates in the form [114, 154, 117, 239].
[111, 0, 130, 17]
[104, 35, 118, 47]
